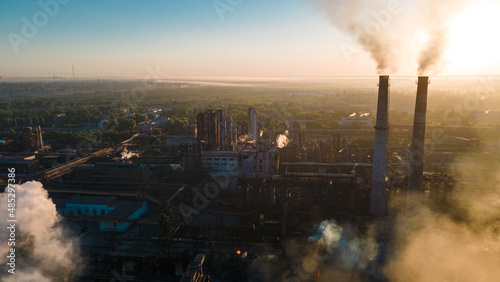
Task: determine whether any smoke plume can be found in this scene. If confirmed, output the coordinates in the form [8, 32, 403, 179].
[276, 130, 289, 148]
[121, 148, 139, 160]
[310, 0, 396, 73]
[0, 181, 83, 281]
[309, 0, 470, 74]
[384, 157, 500, 281]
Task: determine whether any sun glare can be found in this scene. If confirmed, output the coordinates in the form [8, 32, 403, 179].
[446, 1, 500, 74]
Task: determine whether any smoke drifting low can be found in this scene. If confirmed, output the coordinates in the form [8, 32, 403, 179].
[309, 0, 470, 74]
[385, 207, 500, 281]
[385, 158, 500, 281]
[0, 181, 82, 281]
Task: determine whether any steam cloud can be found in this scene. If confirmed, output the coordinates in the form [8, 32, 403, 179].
[309, 220, 380, 271]
[276, 130, 289, 148]
[121, 148, 139, 160]
[0, 181, 82, 281]
[310, 0, 470, 74]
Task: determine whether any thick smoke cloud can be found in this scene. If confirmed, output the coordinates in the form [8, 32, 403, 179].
[384, 157, 500, 281]
[385, 207, 500, 281]
[0, 181, 82, 281]
[309, 0, 470, 74]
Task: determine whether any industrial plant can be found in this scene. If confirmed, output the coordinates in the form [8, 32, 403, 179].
[0, 72, 480, 281]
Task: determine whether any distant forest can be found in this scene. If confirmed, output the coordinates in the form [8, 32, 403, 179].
[1, 77, 499, 149]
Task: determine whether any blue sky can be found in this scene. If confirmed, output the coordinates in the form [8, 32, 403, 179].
[0, 0, 498, 78]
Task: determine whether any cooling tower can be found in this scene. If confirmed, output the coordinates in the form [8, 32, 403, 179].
[370, 75, 390, 216]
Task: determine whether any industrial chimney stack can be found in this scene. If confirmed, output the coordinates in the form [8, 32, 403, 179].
[370, 75, 390, 216]
[407, 76, 429, 210]
[248, 108, 258, 141]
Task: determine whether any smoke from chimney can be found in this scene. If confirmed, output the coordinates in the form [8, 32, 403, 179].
[276, 130, 289, 148]
[309, 0, 470, 74]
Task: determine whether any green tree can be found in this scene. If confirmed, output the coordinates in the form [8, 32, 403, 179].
[165, 117, 188, 135]
[117, 119, 137, 132]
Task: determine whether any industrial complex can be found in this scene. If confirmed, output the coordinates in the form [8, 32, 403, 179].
[0, 75, 492, 281]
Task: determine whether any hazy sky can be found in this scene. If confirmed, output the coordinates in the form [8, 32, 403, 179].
[1, 0, 499, 78]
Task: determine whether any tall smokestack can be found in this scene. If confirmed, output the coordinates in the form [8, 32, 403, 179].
[38, 125, 43, 152]
[370, 75, 390, 216]
[407, 76, 429, 209]
[249, 108, 258, 141]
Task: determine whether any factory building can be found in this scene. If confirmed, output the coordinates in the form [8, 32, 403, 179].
[340, 116, 373, 128]
[14, 126, 44, 152]
[0, 155, 40, 177]
[201, 151, 240, 174]
[197, 110, 235, 151]
[241, 140, 278, 177]
[74, 162, 150, 183]
[56, 195, 147, 232]
[100, 200, 148, 232]
[58, 195, 115, 216]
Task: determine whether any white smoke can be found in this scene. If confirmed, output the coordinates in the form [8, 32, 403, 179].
[310, 220, 379, 270]
[0, 181, 83, 281]
[276, 130, 289, 148]
[121, 148, 139, 160]
[308, 220, 343, 246]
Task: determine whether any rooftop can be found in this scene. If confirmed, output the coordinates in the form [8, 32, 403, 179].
[67, 195, 114, 206]
[0, 155, 39, 165]
[202, 151, 240, 157]
[105, 201, 146, 219]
